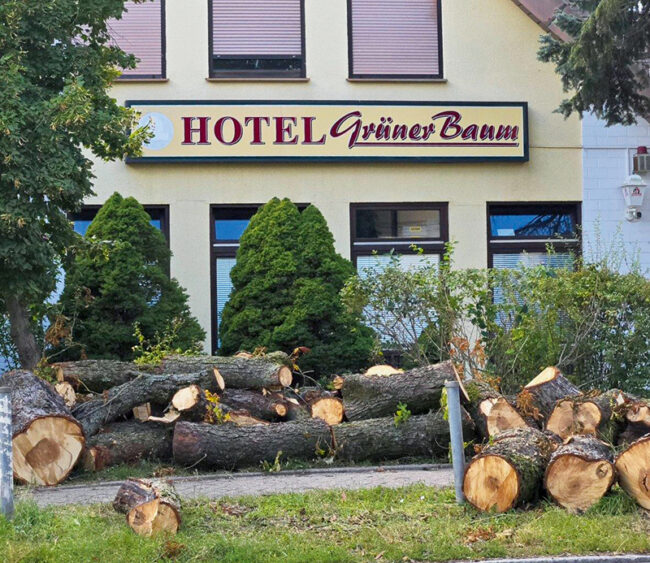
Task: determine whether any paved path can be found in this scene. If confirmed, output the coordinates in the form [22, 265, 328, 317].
[16, 464, 454, 507]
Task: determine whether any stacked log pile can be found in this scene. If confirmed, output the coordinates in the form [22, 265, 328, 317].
[462, 367, 650, 513]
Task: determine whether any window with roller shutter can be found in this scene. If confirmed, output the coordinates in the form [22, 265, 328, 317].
[348, 0, 443, 79]
[108, 0, 166, 79]
[209, 0, 306, 78]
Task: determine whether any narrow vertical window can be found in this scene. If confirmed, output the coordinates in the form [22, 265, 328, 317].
[348, 0, 442, 79]
[209, 0, 305, 78]
[108, 0, 166, 79]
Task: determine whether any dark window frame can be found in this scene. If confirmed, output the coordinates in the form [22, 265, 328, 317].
[207, 0, 307, 79]
[486, 202, 582, 269]
[346, 0, 444, 80]
[350, 202, 449, 267]
[115, 0, 167, 80]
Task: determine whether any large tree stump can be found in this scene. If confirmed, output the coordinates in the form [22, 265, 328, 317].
[518, 367, 581, 421]
[465, 380, 532, 440]
[546, 389, 623, 442]
[463, 427, 556, 512]
[0, 370, 85, 486]
[615, 435, 650, 510]
[221, 389, 288, 421]
[544, 435, 616, 512]
[173, 419, 331, 469]
[113, 478, 181, 536]
[72, 370, 223, 437]
[53, 360, 140, 393]
[158, 355, 292, 389]
[333, 410, 475, 462]
[341, 361, 454, 421]
[83, 421, 173, 471]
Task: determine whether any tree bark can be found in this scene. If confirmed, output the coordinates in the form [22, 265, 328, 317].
[333, 410, 475, 462]
[615, 435, 650, 510]
[5, 295, 41, 370]
[518, 367, 581, 421]
[0, 370, 85, 485]
[113, 478, 181, 536]
[463, 427, 556, 512]
[53, 360, 141, 393]
[83, 421, 173, 471]
[465, 380, 533, 440]
[72, 370, 222, 437]
[158, 355, 292, 389]
[221, 389, 288, 421]
[341, 360, 454, 421]
[544, 435, 616, 512]
[546, 389, 623, 442]
[173, 419, 332, 469]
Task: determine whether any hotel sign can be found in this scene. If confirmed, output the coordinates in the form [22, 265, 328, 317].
[127, 101, 528, 163]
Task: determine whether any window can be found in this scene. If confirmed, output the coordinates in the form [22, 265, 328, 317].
[348, 0, 443, 79]
[211, 204, 308, 352]
[487, 203, 581, 270]
[107, 0, 166, 79]
[70, 205, 169, 241]
[209, 0, 305, 78]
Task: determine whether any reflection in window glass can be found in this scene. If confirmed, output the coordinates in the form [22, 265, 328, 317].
[215, 257, 237, 346]
[356, 209, 440, 239]
[214, 208, 258, 241]
[490, 210, 576, 238]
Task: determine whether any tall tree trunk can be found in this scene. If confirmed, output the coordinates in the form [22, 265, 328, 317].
[5, 295, 41, 370]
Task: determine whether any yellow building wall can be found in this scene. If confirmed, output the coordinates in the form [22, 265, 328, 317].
[89, 0, 583, 350]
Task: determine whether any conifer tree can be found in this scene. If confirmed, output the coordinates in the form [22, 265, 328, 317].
[60, 193, 204, 360]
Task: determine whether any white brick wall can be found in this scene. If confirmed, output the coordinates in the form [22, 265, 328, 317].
[582, 113, 650, 274]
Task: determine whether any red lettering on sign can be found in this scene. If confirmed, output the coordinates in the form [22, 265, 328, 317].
[274, 117, 299, 145]
[245, 117, 271, 145]
[302, 117, 326, 145]
[214, 117, 243, 145]
[182, 117, 211, 145]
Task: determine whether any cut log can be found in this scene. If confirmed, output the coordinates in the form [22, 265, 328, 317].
[83, 421, 173, 471]
[171, 385, 210, 422]
[544, 435, 616, 512]
[0, 370, 85, 486]
[332, 375, 344, 391]
[72, 370, 222, 437]
[463, 427, 556, 512]
[334, 409, 475, 462]
[54, 360, 140, 392]
[283, 396, 312, 422]
[158, 355, 291, 389]
[546, 389, 623, 442]
[297, 388, 344, 425]
[132, 403, 152, 422]
[466, 380, 531, 440]
[364, 364, 403, 376]
[147, 409, 181, 424]
[220, 389, 288, 421]
[619, 399, 650, 445]
[173, 419, 331, 469]
[342, 361, 454, 421]
[519, 367, 581, 421]
[113, 478, 181, 536]
[615, 435, 650, 510]
[55, 381, 77, 409]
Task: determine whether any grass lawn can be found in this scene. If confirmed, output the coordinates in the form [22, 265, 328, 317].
[2, 485, 649, 562]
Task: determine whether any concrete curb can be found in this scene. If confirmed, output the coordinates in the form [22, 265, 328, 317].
[451, 556, 650, 563]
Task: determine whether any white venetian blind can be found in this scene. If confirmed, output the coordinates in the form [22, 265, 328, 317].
[350, 0, 441, 76]
[107, 0, 164, 77]
[211, 0, 303, 56]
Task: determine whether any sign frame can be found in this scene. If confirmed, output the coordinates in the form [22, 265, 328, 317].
[125, 100, 529, 164]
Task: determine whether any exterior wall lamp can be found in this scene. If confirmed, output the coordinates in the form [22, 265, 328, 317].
[621, 173, 647, 222]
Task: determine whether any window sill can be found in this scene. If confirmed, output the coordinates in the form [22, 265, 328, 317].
[114, 78, 169, 83]
[206, 77, 310, 83]
[347, 78, 447, 84]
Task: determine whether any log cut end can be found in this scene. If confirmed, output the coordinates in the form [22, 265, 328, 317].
[525, 367, 562, 388]
[212, 368, 226, 392]
[547, 399, 602, 440]
[13, 416, 85, 486]
[626, 402, 650, 426]
[127, 498, 180, 536]
[479, 397, 528, 437]
[364, 364, 403, 376]
[463, 455, 520, 513]
[615, 436, 650, 510]
[310, 397, 344, 425]
[54, 382, 77, 409]
[545, 454, 615, 512]
[172, 385, 202, 412]
[277, 366, 293, 387]
[114, 479, 181, 536]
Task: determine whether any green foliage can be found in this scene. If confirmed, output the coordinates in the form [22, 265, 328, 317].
[58, 193, 204, 360]
[260, 451, 284, 473]
[0, 0, 149, 360]
[220, 199, 374, 375]
[132, 318, 202, 367]
[393, 402, 412, 426]
[538, 0, 650, 125]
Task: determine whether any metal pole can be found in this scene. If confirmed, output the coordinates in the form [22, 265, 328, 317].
[445, 380, 465, 504]
[0, 386, 14, 519]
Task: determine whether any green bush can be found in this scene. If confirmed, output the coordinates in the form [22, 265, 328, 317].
[343, 246, 650, 395]
[220, 199, 374, 375]
[58, 193, 204, 360]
